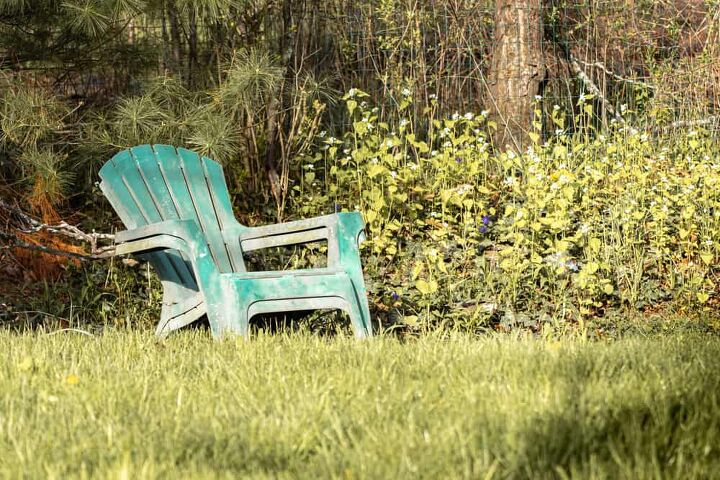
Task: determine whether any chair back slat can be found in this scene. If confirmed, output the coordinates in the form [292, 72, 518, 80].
[99, 152, 197, 290]
[199, 154, 246, 271]
[100, 144, 241, 276]
[174, 147, 234, 273]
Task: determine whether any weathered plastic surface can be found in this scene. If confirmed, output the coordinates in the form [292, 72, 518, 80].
[99, 144, 372, 338]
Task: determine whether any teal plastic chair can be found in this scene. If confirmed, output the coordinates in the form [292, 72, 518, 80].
[99, 144, 372, 338]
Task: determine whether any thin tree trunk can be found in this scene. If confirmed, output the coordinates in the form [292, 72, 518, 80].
[264, 0, 296, 220]
[167, 0, 183, 77]
[188, 8, 198, 86]
[487, 0, 546, 152]
[160, 2, 170, 74]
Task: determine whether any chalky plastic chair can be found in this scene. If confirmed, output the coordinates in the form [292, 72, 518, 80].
[99, 144, 372, 338]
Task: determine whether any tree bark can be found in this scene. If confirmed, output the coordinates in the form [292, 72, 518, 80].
[487, 0, 546, 152]
[188, 8, 198, 86]
[264, 0, 296, 220]
[166, 0, 183, 76]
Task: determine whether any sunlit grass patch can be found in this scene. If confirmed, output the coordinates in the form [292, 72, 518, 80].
[1, 330, 718, 478]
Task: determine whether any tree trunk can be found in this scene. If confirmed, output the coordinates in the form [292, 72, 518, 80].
[487, 0, 545, 152]
[167, 1, 183, 77]
[188, 8, 198, 86]
[264, 0, 296, 220]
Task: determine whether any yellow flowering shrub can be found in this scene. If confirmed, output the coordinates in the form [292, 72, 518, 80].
[289, 89, 720, 331]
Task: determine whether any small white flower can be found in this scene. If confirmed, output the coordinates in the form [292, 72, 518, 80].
[409, 163, 418, 171]
[429, 94, 437, 100]
[464, 112, 474, 120]
[457, 184, 473, 195]
[553, 105, 561, 111]
[399, 119, 409, 127]
[555, 128, 564, 135]
[579, 93, 586, 103]
[431, 150, 438, 156]
[319, 130, 326, 137]
[481, 110, 490, 117]
[348, 88, 357, 97]
[401, 88, 411, 97]
[535, 95, 543, 101]
[390, 170, 397, 178]
[452, 113, 460, 120]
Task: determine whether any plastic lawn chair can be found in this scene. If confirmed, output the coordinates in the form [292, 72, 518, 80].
[99, 144, 372, 338]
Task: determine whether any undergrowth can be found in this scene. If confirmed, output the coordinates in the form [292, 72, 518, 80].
[4, 85, 720, 334]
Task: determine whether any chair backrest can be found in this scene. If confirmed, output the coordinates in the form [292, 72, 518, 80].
[99, 145, 245, 280]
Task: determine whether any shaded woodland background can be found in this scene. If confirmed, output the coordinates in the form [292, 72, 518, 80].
[1, 0, 719, 331]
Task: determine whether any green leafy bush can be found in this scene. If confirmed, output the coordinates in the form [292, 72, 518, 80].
[289, 90, 720, 332]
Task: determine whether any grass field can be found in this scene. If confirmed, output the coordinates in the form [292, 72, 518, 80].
[1, 330, 719, 479]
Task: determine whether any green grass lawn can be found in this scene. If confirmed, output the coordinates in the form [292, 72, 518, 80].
[1, 330, 719, 479]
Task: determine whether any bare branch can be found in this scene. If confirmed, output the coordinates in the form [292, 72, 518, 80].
[0, 199, 116, 258]
[0, 232, 115, 261]
[571, 57, 655, 89]
[569, 56, 625, 123]
[668, 115, 719, 129]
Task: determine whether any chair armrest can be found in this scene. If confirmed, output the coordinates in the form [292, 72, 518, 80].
[116, 219, 201, 244]
[237, 214, 339, 246]
[114, 219, 218, 279]
[236, 212, 366, 267]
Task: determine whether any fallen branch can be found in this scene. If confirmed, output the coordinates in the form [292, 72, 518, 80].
[571, 57, 655, 89]
[668, 116, 719, 129]
[0, 231, 115, 260]
[0, 199, 116, 259]
[569, 55, 624, 123]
